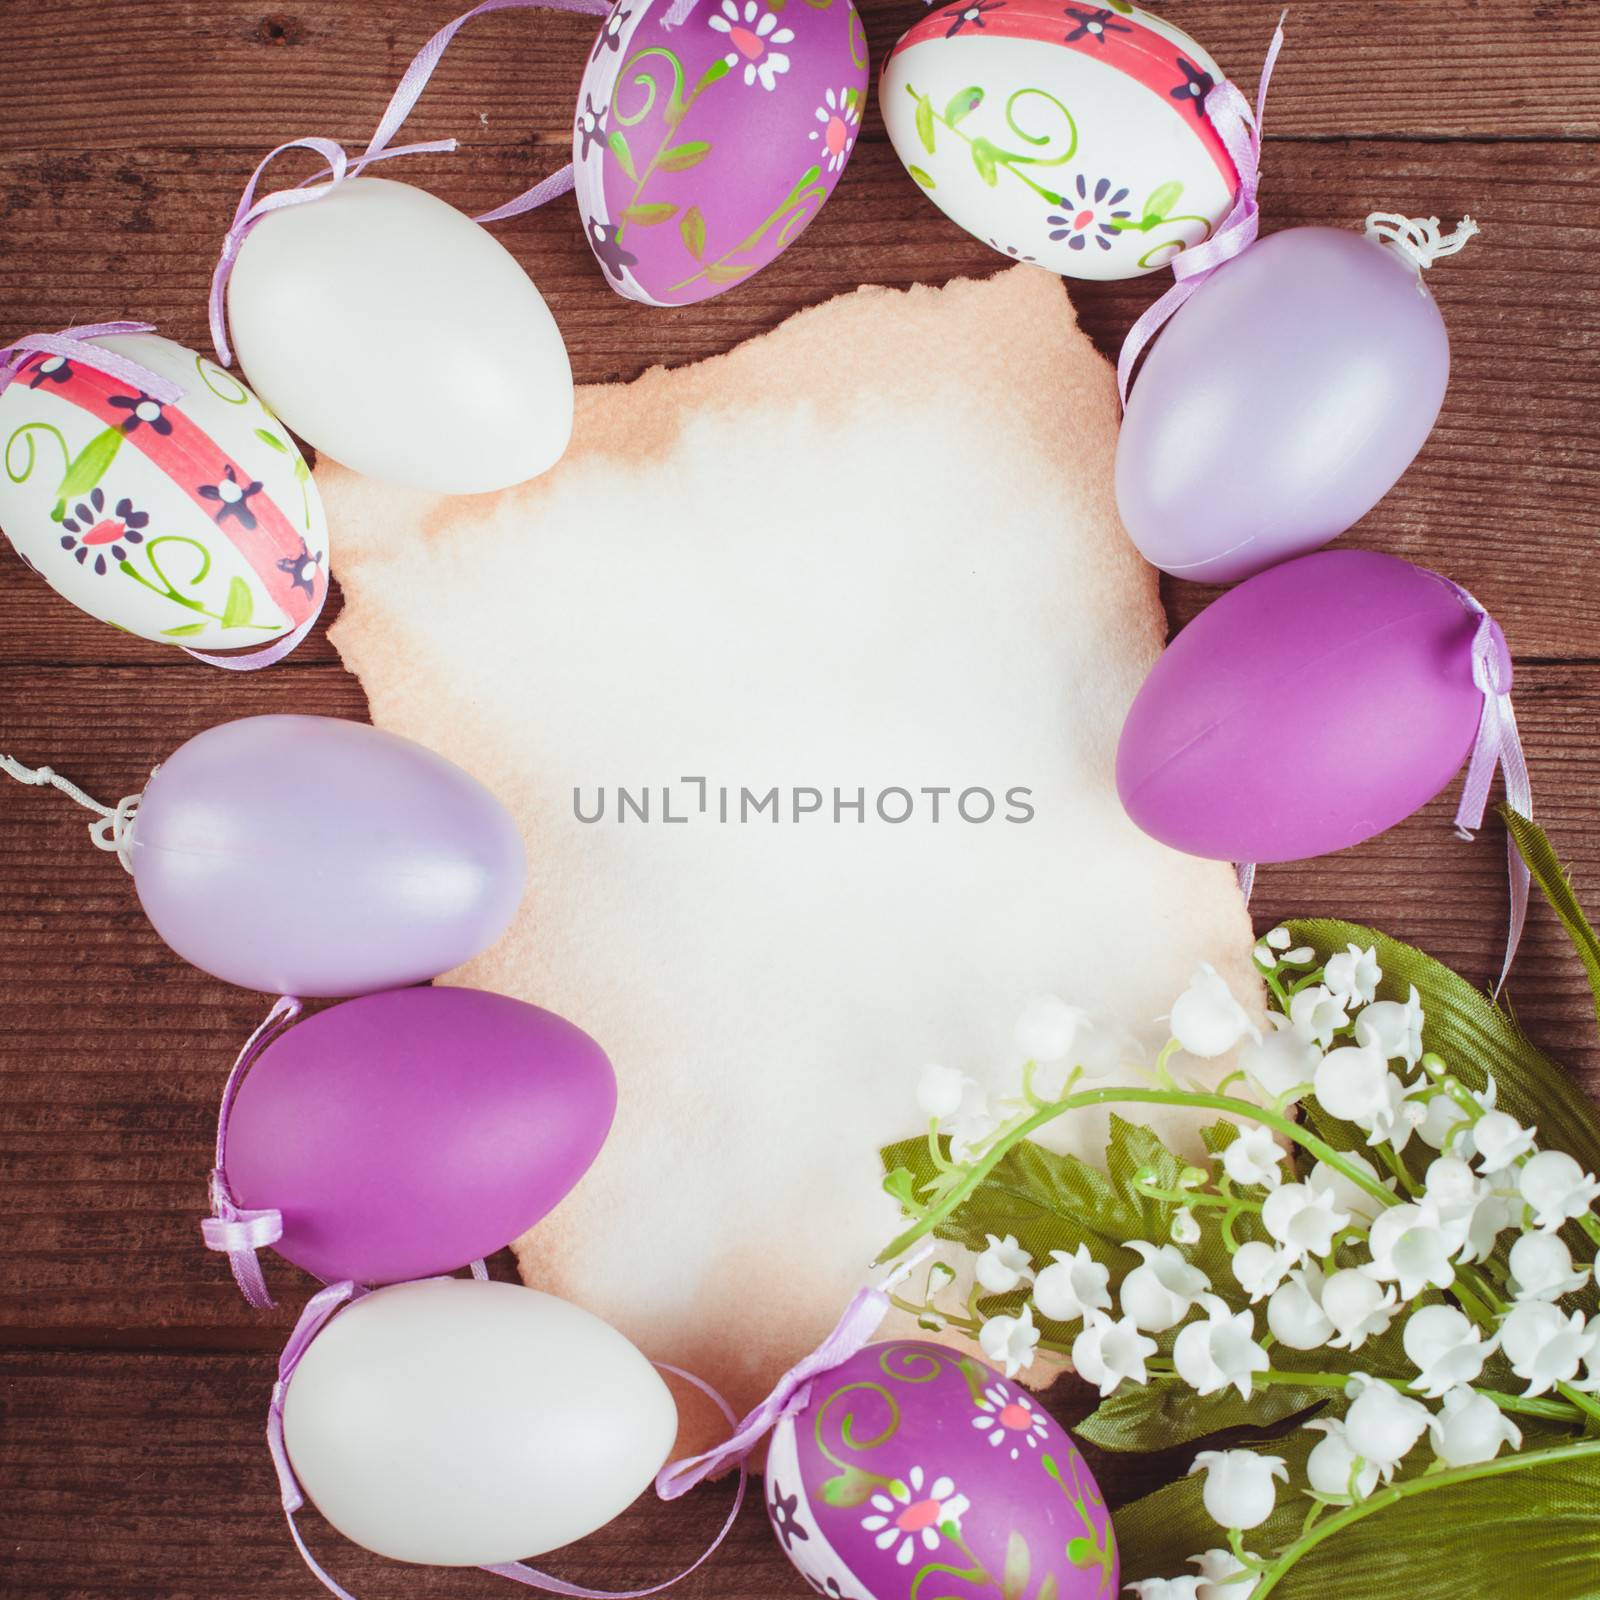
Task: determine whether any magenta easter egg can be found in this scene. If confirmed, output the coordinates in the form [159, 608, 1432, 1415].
[1116, 551, 1493, 863]
[766, 1341, 1117, 1598]
[224, 987, 616, 1286]
[129, 715, 525, 996]
[574, 0, 869, 305]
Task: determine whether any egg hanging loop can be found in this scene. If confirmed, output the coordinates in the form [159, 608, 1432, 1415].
[1364, 212, 1480, 273]
[0, 753, 143, 872]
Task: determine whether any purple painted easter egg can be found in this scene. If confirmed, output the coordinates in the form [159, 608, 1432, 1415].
[1116, 550, 1496, 863]
[574, 0, 869, 306]
[224, 986, 616, 1286]
[766, 1341, 1118, 1599]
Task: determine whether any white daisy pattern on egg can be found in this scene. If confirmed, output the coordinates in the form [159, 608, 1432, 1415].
[859, 1466, 970, 1567]
[708, 0, 794, 91]
[969, 1380, 1050, 1460]
[809, 86, 859, 172]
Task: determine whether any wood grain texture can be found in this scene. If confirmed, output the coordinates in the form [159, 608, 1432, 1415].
[2, 0, 1598, 1596]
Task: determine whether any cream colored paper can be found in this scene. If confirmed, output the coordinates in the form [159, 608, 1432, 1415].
[319, 267, 1257, 1436]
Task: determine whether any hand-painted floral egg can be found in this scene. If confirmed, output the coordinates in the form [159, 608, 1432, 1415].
[574, 0, 869, 305]
[1116, 551, 1494, 862]
[881, 0, 1237, 280]
[282, 1279, 678, 1565]
[226, 177, 574, 493]
[129, 714, 526, 995]
[0, 333, 327, 649]
[224, 987, 616, 1286]
[766, 1340, 1118, 1598]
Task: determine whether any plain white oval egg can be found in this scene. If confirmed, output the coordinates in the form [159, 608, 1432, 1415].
[881, 0, 1238, 281]
[227, 177, 574, 493]
[281, 1278, 678, 1566]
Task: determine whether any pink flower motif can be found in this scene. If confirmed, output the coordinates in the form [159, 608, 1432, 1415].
[970, 1379, 1050, 1460]
[708, 0, 793, 91]
[809, 87, 859, 173]
[859, 1467, 970, 1567]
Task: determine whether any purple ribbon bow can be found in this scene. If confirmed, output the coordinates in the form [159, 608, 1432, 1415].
[208, 0, 611, 367]
[0, 321, 182, 405]
[1117, 15, 1287, 405]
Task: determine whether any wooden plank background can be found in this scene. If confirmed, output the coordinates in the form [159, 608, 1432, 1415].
[1, 2, 1597, 1595]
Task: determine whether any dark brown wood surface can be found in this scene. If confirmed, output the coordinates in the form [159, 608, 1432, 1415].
[1, 2, 1597, 1595]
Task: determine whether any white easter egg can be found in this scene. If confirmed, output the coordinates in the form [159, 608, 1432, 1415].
[226, 176, 574, 494]
[881, 0, 1239, 281]
[281, 1278, 678, 1566]
[0, 333, 327, 649]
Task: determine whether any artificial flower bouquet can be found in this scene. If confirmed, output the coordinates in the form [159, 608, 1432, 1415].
[876, 812, 1600, 1598]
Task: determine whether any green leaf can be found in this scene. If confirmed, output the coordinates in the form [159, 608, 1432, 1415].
[1001, 1530, 1029, 1600]
[253, 427, 288, 453]
[945, 86, 983, 126]
[160, 622, 208, 638]
[607, 129, 637, 181]
[1503, 807, 1600, 1032]
[906, 164, 936, 191]
[704, 261, 754, 282]
[624, 202, 678, 225]
[679, 205, 707, 259]
[658, 140, 711, 171]
[694, 57, 731, 93]
[220, 576, 254, 630]
[1141, 179, 1184, 224]
[914, 93, 936, 154]
[970, 137, 1001, 187]
[818, 1465, 878, 1508]
[883, 1165, 918, 1209]
[56, 425, 123, 508]
[1075, 1374, 1326, 1455]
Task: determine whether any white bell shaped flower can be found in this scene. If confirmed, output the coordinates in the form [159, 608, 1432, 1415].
[1171, 1209, 1203, 1246]
[1173, 1294, 1270, 1400]
[1231, 1240, 1290, 1303]
[975, 1233, 1035, 1294]
[1239, 1014, 1321, 1103]
[917, 1062, 972, 1121]
[1171, 964, 1261, 1058]
[1509, 1230, 1592, 1303]
[1189, 1548, 1259, 1600]
[1424, 1155, 1515, 1265]
[1324, 943, 1382, 1007]
[1265, 927, 1292, 951]
[1308, 1152, 1394, 1225]
[1312, 1044, 1417, 1146]
[1499, 1301, 1600, 1397]
[978, 1302, 1040, 1379]
[1221, 1125, 1286, 1190]
[1120, 1241, 1211, 1332]
[1288, 984, 1350, 1050]
[1428, 1385, 1522, 1468]
[1471, 1109, 1538, 1174]
[1304, 1417, 1381, 1501]
[1013, 995, 1088, 1065]
[1343, 1372, 1431, 1473]
[1071, 1308, 1157, 1397]
[1187, 1450, 1288, 1532]
[1320, 1268, 1399, 1351]
[1365, 1202, 1464, 1299]
[1266, 1264, 1335, 1351]
[1354, 983, 1424, 1068]
[1417, 1090, 1472, 1153]
[1126, 1580, 1203, 1600]
[1518, 1149, 1600, 1232]
[946, 1081, 1003, 1162]
[1031, 1243, 1112, 1323]
[1402, 1304, 1492, 1398]
[1261, 1181, 1350, 1264]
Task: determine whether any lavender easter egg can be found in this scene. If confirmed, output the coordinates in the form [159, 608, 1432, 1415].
[766, 1341, 1118, 1598]
[0, 333, 327, 649]
[574, 0, 869, 305]
[225, 987, 616, 1286]
[1116, 551, 1492, 863]
[881, 0, 1237, 280]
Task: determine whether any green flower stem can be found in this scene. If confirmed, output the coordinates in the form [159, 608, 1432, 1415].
[1556, 1381, 1600, 1428]
[665, 167, 824, 293]
[906, 84, 1073, 206]
[877, 1087, 1397, 1266]
[1249, 1438, 1600, 1598]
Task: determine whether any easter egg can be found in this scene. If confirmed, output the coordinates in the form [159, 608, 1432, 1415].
[1116, 551, 1492, 862]
[1116, 226, 1453, 582]
[0, 333, 327, 649]
[129, 714, 526, 995]
[881, 0, 1237, 280]
[224, 987, 616, 1286]
[765, 1340, 1118, 1598]
[226, 176, 574, 493]
[282, 1278, 678, 1565]
[574, 0, 869, 306]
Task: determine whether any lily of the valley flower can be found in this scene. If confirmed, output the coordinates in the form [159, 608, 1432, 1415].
[1314, 1044, 1424, 1150]
[946, 1082, 1003, 1161]
[1305, 1416, 1381, 1501]
[1266, 1264, 1334, 1350]
[1324, 942, 1381, 1007]
[1171, 964, 1260, 1058]
[1189, 1547, 1259, 1600]
[1170, 1208, 1202, 1245]
[1402, 1304, 1493, 1398]
[1188, 1449, 1288, 1531]
[1471, 1108, 1538, 1173]
[1231, 1240, 1290, 1303]
[1126, 1580, 1202, 1600]
[1518, 1149, 1600, 1232]
[1353, 982, 1424, 1067]
[1120, 1241, 1211, 1332]
[1221, 1124, 1286, 1189]
[1031, 1243, 1112, 1323]
[1239, 1013, 1321, 1102]
[1173, 1294, 1270, 1399]
[916, 1062, 971, 1120]
[1343, 1372, 1431, 1473]
[1417, 1089, 1472, 1152]
[1288, 984, 1349, 1049]
[1071, 1308, 1158, 1396]
[1509, 1230, 1592, 1302]
[1424, 1155, 1515, 1264]
[1261, 1181, 1350, 1264]
[1308, 1151, 1394, 1225]
[1365, 1201, 1464, 1298]
[1013, 994, 1088, 1064]
[978, 1303, 1041, 1378]
[1428, 1385, 1523, 1468]
[1499, 1301, 1600, 1397]
[975, 1233, 1035, 1294]
[1320, 1267, 1399, 1351]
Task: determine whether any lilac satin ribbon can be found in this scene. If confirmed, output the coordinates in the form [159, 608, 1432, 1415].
[1116, 15, 1287, 405]
[201, 995, 300, 1307]
[0, 321, 182, 405]
[1448, 587, 1530, 993]
[183, 582, 328, 673]
[269, 1282, 747, 1600]
[208, 0, 611, 367]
